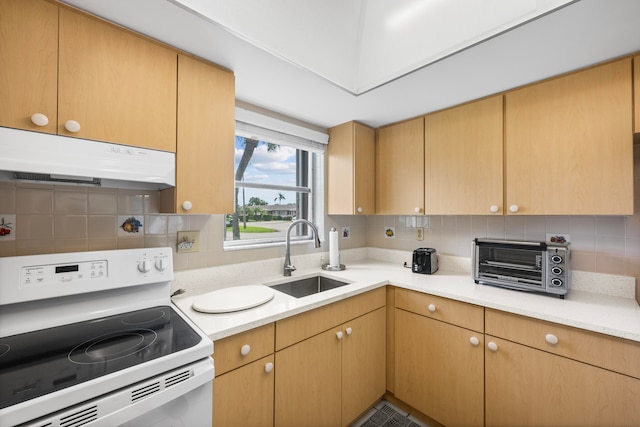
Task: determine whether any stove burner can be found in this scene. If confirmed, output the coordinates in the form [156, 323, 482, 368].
[122, 309, 167, 325]
[0, 343, 9, 359]
[68, 329, 157, 364]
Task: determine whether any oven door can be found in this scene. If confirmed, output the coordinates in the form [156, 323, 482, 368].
[473, 239, 546, 290]
[22, 357, 213, 427]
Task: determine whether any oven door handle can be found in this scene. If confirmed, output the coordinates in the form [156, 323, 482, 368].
[474, 238, 547, 249]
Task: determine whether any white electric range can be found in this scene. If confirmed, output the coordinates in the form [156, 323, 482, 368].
[0, 248, 213, 427]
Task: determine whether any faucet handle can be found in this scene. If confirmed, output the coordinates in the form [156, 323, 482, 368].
[286, 264, 297, 272]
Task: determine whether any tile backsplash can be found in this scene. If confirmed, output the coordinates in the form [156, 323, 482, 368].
[0, 140, 637, 289]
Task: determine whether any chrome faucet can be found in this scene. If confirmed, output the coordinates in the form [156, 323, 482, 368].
[284, 219, 321, 276]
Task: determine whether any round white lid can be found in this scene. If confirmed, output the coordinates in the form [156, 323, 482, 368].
[191, 285, 275, 314]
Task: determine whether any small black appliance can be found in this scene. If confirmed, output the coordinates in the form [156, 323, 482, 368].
[412, 248, 438, 274]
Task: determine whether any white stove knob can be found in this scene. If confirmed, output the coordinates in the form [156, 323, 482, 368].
[155, 258, 167, 272]
[137, 260, 151, 273]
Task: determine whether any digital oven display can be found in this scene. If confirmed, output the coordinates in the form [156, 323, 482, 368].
[55, 265, 80, 274]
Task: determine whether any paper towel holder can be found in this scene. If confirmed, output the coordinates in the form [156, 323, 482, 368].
[322, 263, 346, 271]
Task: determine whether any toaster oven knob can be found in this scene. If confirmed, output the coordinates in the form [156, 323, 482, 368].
[551, 255, 563, 264]
[551, 266, 563, 275]
[550, 278, 563, 287]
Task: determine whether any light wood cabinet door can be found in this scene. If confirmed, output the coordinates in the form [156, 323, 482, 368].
[327, 121, 375, 215]
[169, 54, 235, 214]
[395, 309, 484, 427]
[485, 335, 640, 427]
[213, 355, 274, 427]
[635, 55, 640, 133]
[505, 58, 633, 215]
[376, 117, 424, 214]
[425, 95, 503, 215]
[342, 307, 386, 426]
[58, 8, 177, 151]
[0, 0, 58, 134]
[274, 327, 342, 427]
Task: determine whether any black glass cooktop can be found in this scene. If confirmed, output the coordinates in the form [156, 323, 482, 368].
[0, 306, 202, 409]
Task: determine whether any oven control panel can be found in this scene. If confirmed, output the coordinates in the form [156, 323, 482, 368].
[21, 260, 108, 287]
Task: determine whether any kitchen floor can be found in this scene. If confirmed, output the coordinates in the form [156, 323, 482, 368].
[351, 400, 429, 427]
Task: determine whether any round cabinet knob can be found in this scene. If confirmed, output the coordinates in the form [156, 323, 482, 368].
[336, 331, 344, 340]
[427, 304, 436, 313]
[545, 334, 559, 345]
[31, 113, 49, 127]
[490, 205, 499, 214]
[487, 341, 498, 352]
[345, 327, 353, 336]
[265, 362, 274, 373]
[240, 344, 251, 356]
[357, 207, 363, 214]
[64, 119, 81, 133]
[182, 201, 193, 211]
[469, 336, 480, 346]
[414, 207, 421, 214]
[509, 205, 520, 213]
[137, 260, 151, 273]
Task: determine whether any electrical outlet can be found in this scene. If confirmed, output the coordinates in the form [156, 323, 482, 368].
[177, 231, 200, 253]
[416, 228, 424, 241]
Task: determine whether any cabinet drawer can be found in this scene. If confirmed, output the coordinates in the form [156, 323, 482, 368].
[395, 288, 484, 333]
[276, 287, 386, 350]
[214, 323, 274, 375]
[486, 308, 640, 379]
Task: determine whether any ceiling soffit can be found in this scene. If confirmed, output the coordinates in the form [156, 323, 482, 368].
[172, 0, 576, 94]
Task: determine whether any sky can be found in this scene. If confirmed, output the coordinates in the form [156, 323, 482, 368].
[233, 137, 298, 210]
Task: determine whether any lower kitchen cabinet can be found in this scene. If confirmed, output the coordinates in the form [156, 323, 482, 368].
[394, 291, 484, 427]
[485, 309, 640, 427]
[485, 336, 640, 427]
[274, 291, 386, 427]
[212, 323, 275, 427]
[213, 355, 274, 427]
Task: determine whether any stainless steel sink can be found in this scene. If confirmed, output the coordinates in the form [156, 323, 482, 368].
[270, 276, 350, 298]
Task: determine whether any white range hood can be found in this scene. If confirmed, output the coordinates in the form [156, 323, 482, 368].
[0, 127, 175, 190]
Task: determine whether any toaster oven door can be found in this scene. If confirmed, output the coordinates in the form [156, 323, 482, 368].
[473, 240, 545, 289]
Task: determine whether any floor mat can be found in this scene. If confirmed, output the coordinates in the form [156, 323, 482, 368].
[352, 400, 429, 427]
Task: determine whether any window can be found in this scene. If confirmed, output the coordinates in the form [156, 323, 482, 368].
[224, 109, 327, 249]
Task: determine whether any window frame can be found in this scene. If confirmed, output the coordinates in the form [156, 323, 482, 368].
[223, 114, 326, 250]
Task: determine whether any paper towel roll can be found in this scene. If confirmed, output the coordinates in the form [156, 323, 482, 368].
[329, 228, 339, 267]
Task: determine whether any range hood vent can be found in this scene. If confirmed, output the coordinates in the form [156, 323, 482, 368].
[0, 127, 175, 190]
[12, 172, 102, 186]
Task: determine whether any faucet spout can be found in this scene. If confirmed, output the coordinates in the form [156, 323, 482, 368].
[284, 219, 321, 276]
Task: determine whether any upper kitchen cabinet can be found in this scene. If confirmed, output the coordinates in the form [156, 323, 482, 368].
[327, 121, 375, 215]
[376, 117, 424, 215]
[58, 7, 177, 152]
[424, 95, 504, 215]
[635, 55, 640, 133]
[165, 54, 235, 214]
[0, 0, 58, 134]
[505, 58, 634, 215]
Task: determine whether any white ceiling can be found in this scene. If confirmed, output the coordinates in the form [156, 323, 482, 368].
[60, 0, 640, 129]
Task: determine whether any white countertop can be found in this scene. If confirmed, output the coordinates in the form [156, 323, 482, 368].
[171, 249, 640, 343]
